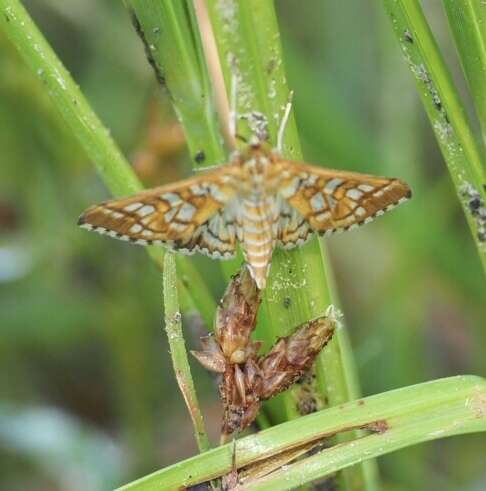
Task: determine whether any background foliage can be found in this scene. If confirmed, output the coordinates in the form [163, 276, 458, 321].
[0, 1, 484, 490]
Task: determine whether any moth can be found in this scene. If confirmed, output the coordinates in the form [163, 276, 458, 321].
[78, 137, 411, 288]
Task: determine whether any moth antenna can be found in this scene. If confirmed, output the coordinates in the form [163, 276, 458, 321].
[229, 60, 238, 145]
[277, 90, 294, 153]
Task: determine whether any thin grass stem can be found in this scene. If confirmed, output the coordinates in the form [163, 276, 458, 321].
[163, 253, 210, 453]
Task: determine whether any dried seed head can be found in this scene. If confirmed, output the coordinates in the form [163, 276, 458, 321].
[258, 317, 335, 400]
[220, 315, 336, 437]
[191, 349, 226, 373]
[234, 364, 247, 404]
[215, 268, 262, 362]
[193, 269, 338, 440]
[221, 363, 262, 438]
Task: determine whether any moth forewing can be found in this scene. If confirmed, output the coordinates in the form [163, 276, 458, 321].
[275, 159, 411, 237]
[78, 166, 240, 257]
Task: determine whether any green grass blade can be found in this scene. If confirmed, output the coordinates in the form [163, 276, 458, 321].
[0, 0, 216, 326]
[383, 0, 486, 273]
[163, 253, 209, 452]
[242, 394, 484, 490]
[115, 375, 486, 490]
[443, 0, 486, 147]
[1, 0, 139, 197]
[206, 1, 378, 489]
[125, 0, 227, 169]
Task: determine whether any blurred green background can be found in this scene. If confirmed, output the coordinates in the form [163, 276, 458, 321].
[0, 1, 485, 490]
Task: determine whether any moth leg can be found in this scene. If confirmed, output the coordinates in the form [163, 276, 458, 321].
[276, 90, 294, 153]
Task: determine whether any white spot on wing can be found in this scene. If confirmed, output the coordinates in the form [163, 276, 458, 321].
[208, 184, 227, 202]
[177, 202, 196, 221]
[170, 222, 188, 232]
[324, 178, 344, 194]
[124, 202, 143, 212]
[346, 188, 363, 200]
[358, 184, 374, 193]
[137, 205, 156, 217]
[161, 192, 182, 205]
[310, 192, 326, 212]
[306, 174, 318, 186]
[189, 185, 205, 196]
[315, 211, 331, 222]
[130, 224, 143, 233]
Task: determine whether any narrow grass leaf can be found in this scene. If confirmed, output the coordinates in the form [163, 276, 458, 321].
[383, 0, 486, 273]
[116, 376, 486, 490]
[163, 252, 210, 453]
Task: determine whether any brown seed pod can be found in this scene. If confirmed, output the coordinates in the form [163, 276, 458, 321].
[192, 268, 339, 441]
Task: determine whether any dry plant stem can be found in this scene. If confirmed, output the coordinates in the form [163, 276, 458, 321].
[236, 441, 320, 488]
[193, 0, 233, 144]
[0, 0, 217, 325]
[125, 0, 227, 169]
[163, 252, 210, 453]
[383, 0, 486, 272]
